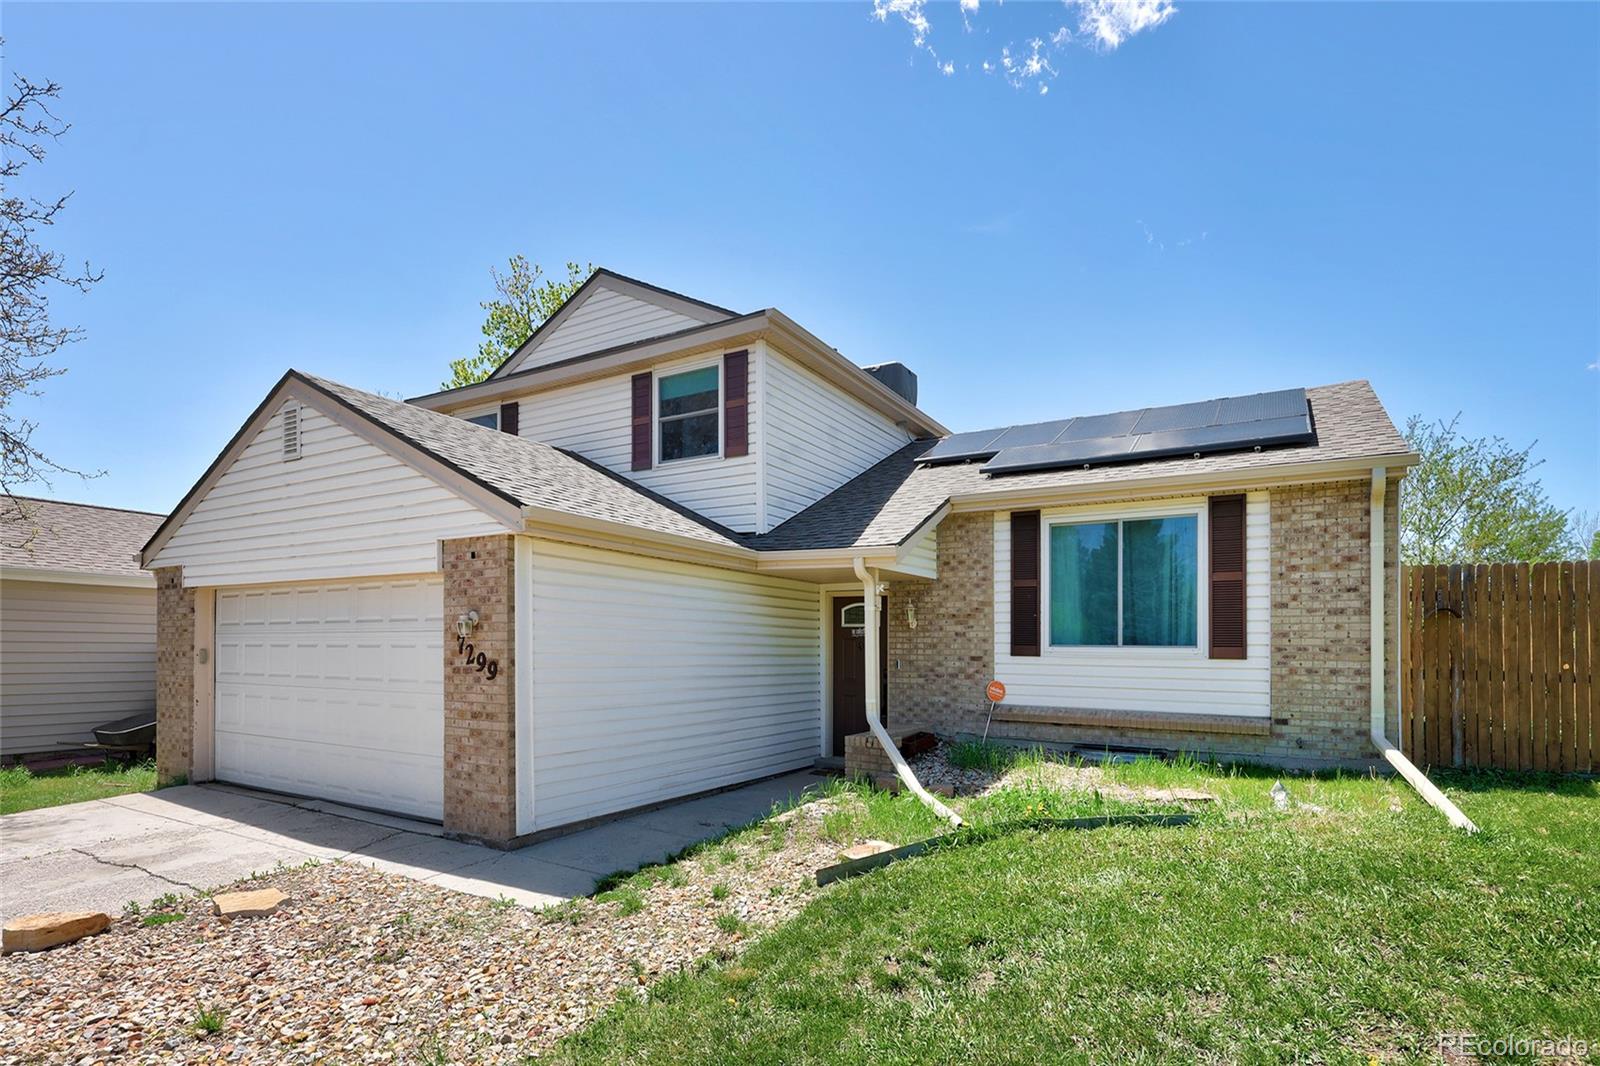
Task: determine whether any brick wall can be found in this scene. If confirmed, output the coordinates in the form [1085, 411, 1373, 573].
[884, 480, 1403, 769]
[154, 567, 195, 785]
[886, 512, 995, 735]
[441, 535, 518, 843]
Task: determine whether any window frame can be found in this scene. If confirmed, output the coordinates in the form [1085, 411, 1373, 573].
[653, 359, 723, 466]
[1040, 503, 1208, 658]
[464, 411, 499, 431]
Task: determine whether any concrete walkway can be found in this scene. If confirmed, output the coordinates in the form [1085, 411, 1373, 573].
[0, 771, 824, 919]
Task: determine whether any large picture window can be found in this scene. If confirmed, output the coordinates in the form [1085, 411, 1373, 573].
[657, 365, 719, 462]
[1048, 515, 1198, 647]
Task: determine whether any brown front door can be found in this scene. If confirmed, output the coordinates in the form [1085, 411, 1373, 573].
[831, 596, 888, 757]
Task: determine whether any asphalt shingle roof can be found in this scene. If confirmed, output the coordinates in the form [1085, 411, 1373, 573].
[300, 374, 749, 551]
[294, 375, 1405, 559]
[2, 497, 164, 578]
[752, 380, 1409, 552]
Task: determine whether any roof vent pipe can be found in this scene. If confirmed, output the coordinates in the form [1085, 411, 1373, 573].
[862, 362, 918, 406]
[1368, 467, 1478, 833]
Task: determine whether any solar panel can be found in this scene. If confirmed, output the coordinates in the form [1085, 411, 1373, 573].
[917, 387, 1315, 475]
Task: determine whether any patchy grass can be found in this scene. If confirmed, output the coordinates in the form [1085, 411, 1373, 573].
[0, 759, 156, 815]
[554, 764, 1600, 1065]
[140, 911, 185, 928]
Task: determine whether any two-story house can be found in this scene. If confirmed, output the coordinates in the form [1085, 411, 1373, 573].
[142, 269, 1425, 846]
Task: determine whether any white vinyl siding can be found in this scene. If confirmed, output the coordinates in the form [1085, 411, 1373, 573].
[148, 403, 506, 586]
[513, 352, 761, 532]
[992, 493, 1271, 718]
[763, 347, 913, 527]
[525, 539, 820, 831]
[889, 525, 938, 580]
[214, 577, 445, 819]
[508, 287, 708, 373]
[0, 579, 156, 756]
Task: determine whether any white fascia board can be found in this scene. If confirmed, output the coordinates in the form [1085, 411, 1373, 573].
[0, 566, 155, 588]
[944, 453, 1419, 513]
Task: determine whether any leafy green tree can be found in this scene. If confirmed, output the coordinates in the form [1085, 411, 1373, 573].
[443, 258, 593, 388]
[1400, 414, 1578, 565]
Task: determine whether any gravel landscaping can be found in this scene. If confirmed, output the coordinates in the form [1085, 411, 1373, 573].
[0, 796, 855, 1065]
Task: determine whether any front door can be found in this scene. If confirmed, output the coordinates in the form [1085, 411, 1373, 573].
[831, 596, 888, 757]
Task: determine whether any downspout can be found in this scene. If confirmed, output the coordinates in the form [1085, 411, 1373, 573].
[853, 557, 963, 827]
[1368, 468, 1478, 833]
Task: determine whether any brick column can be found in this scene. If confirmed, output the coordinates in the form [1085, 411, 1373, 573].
[441, 535, 518, 844]
[154, 567, 196, 786]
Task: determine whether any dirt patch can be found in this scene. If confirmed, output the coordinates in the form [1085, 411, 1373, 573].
[0, 796, 857, 1064]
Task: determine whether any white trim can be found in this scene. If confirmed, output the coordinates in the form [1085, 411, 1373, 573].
[1041, 500, 1205, 658]
[515, 535, 535, 836]
[0, 566, 154, 588]
[653, 357, 724, 467]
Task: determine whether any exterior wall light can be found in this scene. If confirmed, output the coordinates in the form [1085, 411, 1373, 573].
[455, 609, 480, 640]
[906, 603, 917, 630]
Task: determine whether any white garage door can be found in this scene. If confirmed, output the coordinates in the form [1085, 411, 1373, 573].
[215, 576, 445, 820]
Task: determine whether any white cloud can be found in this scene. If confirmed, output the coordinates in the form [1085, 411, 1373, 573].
[874, 0, 1177, 94]
[1071, 0, 1178, 52]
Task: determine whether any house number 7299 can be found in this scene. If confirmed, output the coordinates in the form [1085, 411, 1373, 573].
[457, 636, 500, 680]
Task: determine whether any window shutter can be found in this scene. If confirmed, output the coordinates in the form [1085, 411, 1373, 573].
[1010, 510, 1041, 657]
[723, 350, 749, 458]
[498, 401, 519, 436]
[1209, 494, 1247, 659]
[631, 372, 652, 471]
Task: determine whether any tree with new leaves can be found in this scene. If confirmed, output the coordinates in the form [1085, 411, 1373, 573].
[1, 55, 102, 512]
[1400, 414, 1578, 565]
[443, 258, 593, 388]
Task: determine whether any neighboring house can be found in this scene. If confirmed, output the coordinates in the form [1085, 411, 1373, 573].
[142, 269, 1415, 846]
[1, 497, 164, 760]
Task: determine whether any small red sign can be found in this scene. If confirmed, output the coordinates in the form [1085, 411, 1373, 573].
[986, 680, 1006, 703]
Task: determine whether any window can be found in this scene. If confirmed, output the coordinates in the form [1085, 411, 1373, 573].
[839, 602, 866, 629]
[465, 412, 498, 430]
[657, 365, 719, 462]
[1048, 515, 1198, 647]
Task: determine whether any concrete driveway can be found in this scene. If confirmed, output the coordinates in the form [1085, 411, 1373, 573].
[0, 771, 823, 920]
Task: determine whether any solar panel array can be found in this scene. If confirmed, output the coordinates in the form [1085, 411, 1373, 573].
[917, 387, 1315, 475]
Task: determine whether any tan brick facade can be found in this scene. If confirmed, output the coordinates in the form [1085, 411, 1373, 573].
[885, 480, 1403, 769]
[441, 535, 518, 844]
[154, 567, 195, 786]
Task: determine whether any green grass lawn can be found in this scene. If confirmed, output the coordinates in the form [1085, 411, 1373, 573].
[0, 759, 157, 815]
[555, 757, 1599, 1065]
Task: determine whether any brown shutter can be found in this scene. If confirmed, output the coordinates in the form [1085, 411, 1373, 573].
[1010, 510, 1042, 657]
[723, 350, 749, 458]
[498, 401, 519, 436]
[1209, 494, 1247, 659]
[631, 372, 652, 471]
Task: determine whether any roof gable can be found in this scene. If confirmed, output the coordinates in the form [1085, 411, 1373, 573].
[492, 269, 736, 379]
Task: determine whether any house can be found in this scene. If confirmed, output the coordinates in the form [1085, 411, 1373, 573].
[1, 497, 164, 760]
[141, 269, 1416, 847]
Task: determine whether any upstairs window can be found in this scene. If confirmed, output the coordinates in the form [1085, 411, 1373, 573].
[465, 412, 498, 430]
[1048, 515, 1199, 648]
[657, 365, 720, 462]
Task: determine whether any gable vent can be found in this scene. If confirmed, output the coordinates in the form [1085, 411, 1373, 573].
[281, 403, 303, 462]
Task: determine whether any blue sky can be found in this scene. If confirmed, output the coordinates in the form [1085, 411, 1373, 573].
[7, 1, 1597, 519]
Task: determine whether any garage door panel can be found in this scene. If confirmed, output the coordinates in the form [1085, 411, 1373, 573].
[214, 577, 444, 820]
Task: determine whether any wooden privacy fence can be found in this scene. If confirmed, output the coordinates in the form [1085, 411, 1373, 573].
[1402, 561, 1596, 773]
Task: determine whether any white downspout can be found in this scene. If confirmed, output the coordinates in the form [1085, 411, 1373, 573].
[853, 557, 963, 827]
[1368, 468, 1478, 833]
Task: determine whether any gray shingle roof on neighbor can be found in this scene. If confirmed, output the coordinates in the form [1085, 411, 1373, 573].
[304, 375, 1407, 559]
[1, 496, 164, 578]
[751, 381, 1410, 552]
